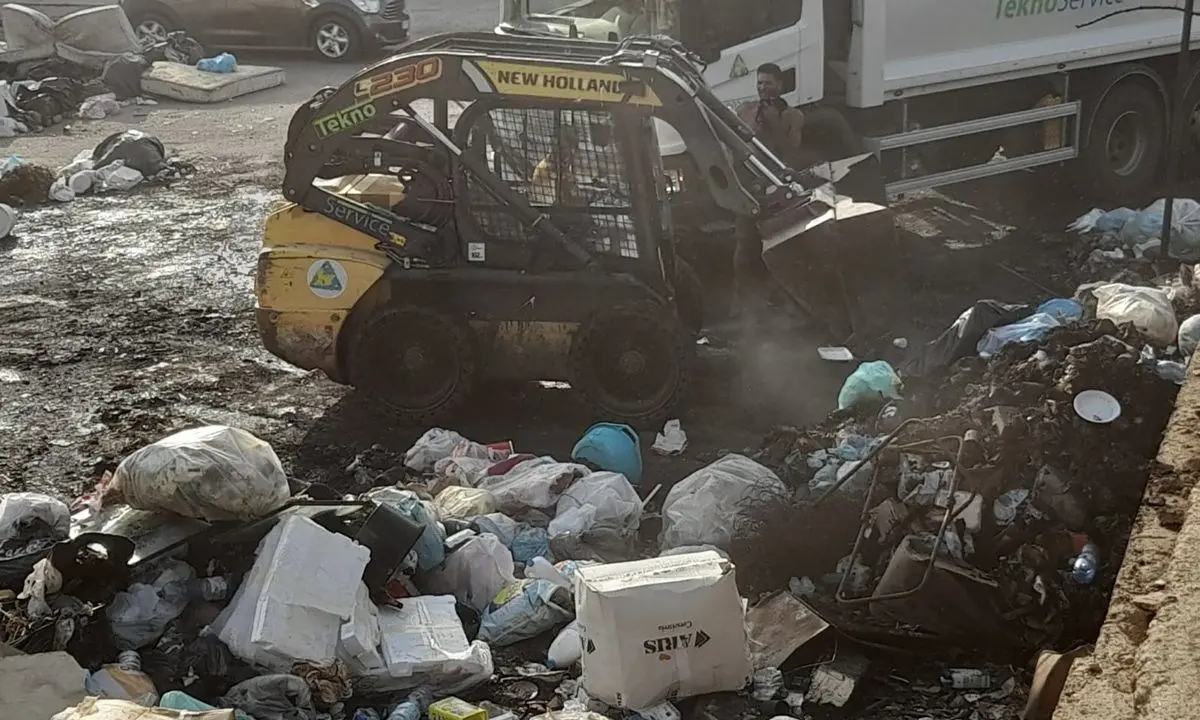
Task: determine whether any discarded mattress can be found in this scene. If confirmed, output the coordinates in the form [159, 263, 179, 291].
[140, 62, 285, 103]
[0, 4, 141, 67]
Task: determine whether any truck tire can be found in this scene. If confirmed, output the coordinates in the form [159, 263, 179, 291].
[1080, 80, 1166, 202]
[1179, 65, 1200, 171]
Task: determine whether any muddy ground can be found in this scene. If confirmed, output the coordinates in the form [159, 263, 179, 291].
[1, 11, 1197, 715]
[0, 162, 1096, 501]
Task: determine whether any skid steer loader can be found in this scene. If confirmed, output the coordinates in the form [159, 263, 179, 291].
[258, 32, 902, 426]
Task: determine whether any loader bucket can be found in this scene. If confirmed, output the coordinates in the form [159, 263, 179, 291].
[759, 153, 909, 344]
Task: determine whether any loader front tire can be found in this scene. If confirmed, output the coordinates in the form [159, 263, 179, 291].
[570, 301, 692, 428]
[347, 306, 476, 424]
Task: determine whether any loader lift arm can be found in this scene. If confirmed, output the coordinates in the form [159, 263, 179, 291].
[281, 31, 816, 260]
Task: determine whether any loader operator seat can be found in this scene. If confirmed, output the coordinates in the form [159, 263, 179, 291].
[603, 0, 649, 38]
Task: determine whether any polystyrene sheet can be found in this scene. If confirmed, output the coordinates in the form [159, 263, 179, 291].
[212, 515, 369, 672]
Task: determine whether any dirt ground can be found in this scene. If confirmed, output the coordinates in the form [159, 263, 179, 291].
[1, 7, 1194, 719]
[0, 0, 1103, 500]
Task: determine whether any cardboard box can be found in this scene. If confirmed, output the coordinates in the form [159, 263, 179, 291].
[340, 174, 407, 207]
[576, 551, 752, 709]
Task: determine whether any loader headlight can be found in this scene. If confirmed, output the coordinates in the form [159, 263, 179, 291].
[664, 168, 685, 195]
[350, 0, 381, 13]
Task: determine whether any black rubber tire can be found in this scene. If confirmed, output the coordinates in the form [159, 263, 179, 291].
[1178, 64, 1200, 173]
[310, 15, 361, 61]
[346, 306, 476, 424]
[1079, 80, 1166, 203]
[129, 11, 174, 46]
[569, 300, 693, 428]
[674, 257, 704, 336]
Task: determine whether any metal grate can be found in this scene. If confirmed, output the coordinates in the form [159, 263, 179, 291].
[463, 107, 639, 259]
[382, 0, 406, 21]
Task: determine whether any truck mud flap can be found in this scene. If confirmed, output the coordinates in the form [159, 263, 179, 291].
[760, 154, 911, 344]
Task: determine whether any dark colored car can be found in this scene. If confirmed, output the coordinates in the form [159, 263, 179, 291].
[121, 0, 409, 61]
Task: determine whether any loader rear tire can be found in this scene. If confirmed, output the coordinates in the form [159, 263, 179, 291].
[347, 306, 476, 424]
[1080, 80, 1166, 203]
[570, 301, 692, 429]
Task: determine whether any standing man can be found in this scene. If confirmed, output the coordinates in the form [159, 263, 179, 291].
[737, 63, 805, 166]
[731, 63, 804, 324]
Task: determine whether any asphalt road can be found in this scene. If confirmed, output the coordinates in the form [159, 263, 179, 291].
[5, 0, 499, 170]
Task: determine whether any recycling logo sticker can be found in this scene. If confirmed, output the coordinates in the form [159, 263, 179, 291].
[730, 54, 748, 79]
[307, 259, 347, 299]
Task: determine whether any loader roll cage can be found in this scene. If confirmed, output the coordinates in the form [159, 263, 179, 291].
[281, 32, 817, 265]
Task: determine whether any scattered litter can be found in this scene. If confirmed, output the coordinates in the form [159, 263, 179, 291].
[197, 53, 238, 73]
[818, 346, 855, 362]
[837, 360, 903, 410]
[1073, 389, 1121, 424]
[652, 419, 688, 455]
[808, 656, 869, 707]
[571, 423, 643, 486]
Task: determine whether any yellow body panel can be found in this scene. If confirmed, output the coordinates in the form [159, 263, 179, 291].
[255, 199, 391, 379]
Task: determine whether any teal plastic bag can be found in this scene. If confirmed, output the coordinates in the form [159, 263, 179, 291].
[837, 360, 903, 410]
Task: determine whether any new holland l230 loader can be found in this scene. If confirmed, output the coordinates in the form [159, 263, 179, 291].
[257, 33, 900, 425]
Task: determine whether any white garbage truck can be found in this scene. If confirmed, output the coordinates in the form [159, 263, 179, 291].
[499, 0, 1200, 201]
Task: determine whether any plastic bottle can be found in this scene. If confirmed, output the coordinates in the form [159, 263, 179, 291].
[1071, 542, 1100, 584]
[386, 687, 433, 720]
[547, 620, 582, 668]
[86, 651, 159, 706]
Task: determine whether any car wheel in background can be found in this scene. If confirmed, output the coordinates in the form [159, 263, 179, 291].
[130, 13, 173, 46]
[311, 17, 359, 61]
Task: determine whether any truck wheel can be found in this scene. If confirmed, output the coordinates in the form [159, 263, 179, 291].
[347, 306, 477, 423]
[1081, 81, 1166, 202]
[570, 301, 692, 428]
[1179, 65, 1200, 171]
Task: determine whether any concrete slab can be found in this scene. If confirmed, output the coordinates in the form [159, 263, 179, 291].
[1052, 363, 1200, 720]
[141, 62, 285, 104]
[0, 649, 86, 719]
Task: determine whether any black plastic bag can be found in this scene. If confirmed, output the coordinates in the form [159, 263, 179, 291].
[903, 300, 1033, 377]
[93, 129, 167, 177]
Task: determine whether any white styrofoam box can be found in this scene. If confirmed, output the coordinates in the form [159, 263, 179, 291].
[212, 515, 370, 671]
[378, 595, 475, 679]
[339, 583, 385, 674]
[576, 551, 752, 709]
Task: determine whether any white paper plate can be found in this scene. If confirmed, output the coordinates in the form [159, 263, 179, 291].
[1074, 389, 1121, 424]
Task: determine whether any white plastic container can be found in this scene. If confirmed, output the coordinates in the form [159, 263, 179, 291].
[68, 170, 94, 194]
[0, 203, 15, 238]
[547, 620, 582, 669]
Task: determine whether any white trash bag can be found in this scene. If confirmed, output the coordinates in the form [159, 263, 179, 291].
[110, 425, 290, 522]
[660, 454, 787, 551]
[1179, 314, 1200, 359]
[422, 534, 516, 612]
[1093, 283, 1178, 345]
[548, 472, 642, 540]
[479, 457, 590, 511]
[0, 492, 70, 550]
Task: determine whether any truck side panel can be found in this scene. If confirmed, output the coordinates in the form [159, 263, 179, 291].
[851, 0, 1198, 106]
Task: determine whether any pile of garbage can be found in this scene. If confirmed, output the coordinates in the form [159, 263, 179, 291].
[0, 128, 194, 236]
[1069, 196, 1200, 267]
[2, 421, 808, 720]
[731, 279, 1191, 670]
[0, 3, 223, 136]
